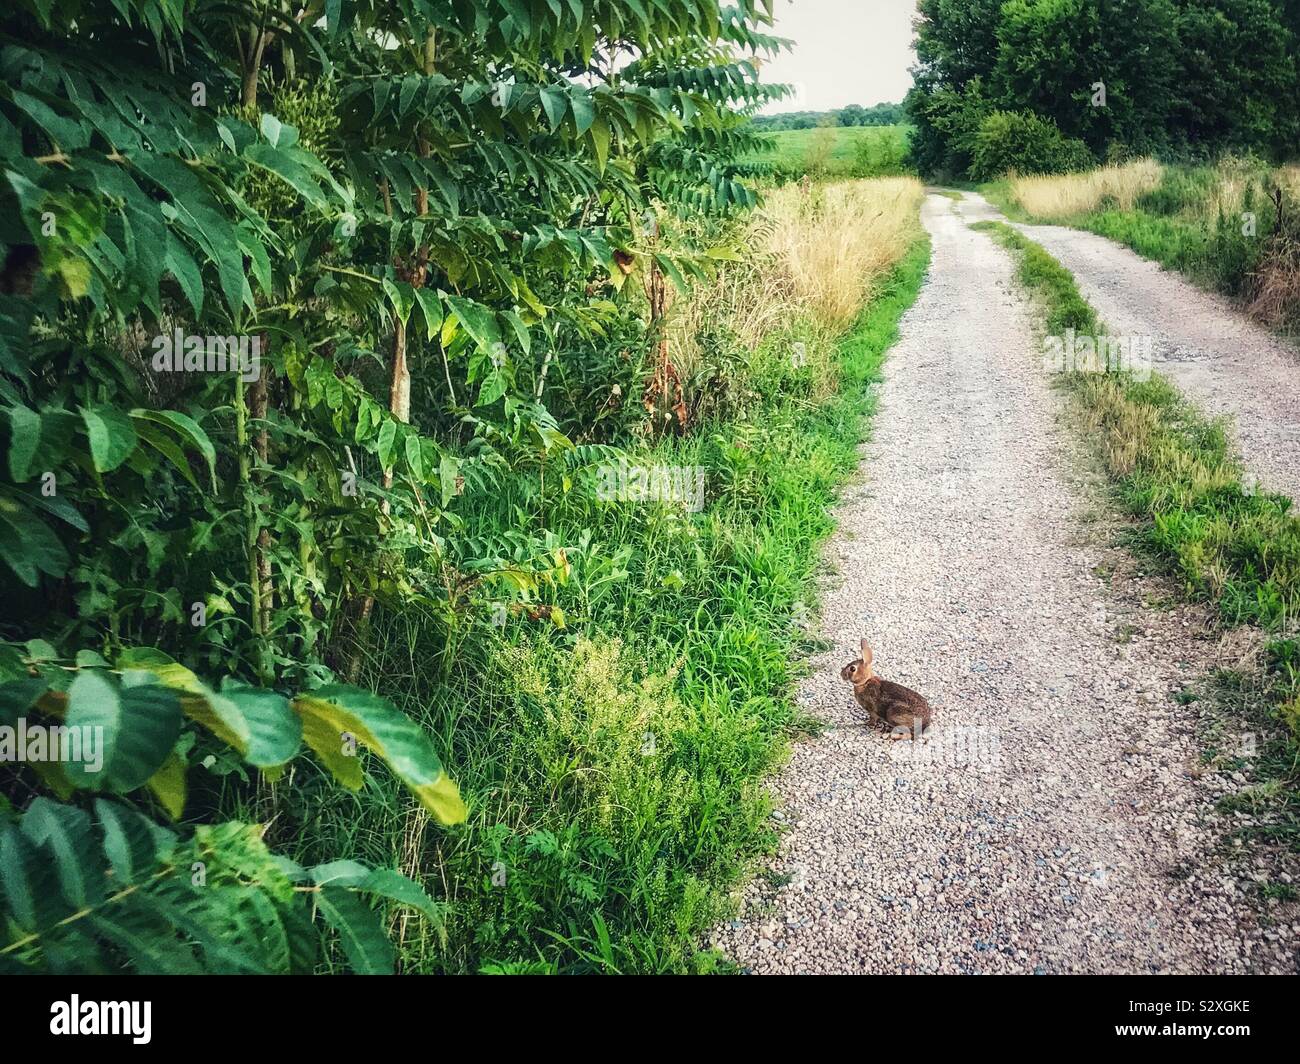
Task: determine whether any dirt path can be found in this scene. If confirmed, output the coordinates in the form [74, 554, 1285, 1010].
[956, 191, 1300, 502]
[713, 193, 1297, 974]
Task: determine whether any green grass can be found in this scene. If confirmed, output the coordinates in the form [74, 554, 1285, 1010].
[1201, 639, 1300, 852]
[239, 236, 934, 973]
[973, 218, 1300, 843]
[976, 179, 1030, 220]
[973, 220, 1300, 631]
[757, 125, 913, 181]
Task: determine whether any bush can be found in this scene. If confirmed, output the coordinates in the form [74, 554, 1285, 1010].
[970, 111, 1094, 181]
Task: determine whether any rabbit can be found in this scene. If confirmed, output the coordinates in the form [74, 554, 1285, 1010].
[840, 638, 932, 739]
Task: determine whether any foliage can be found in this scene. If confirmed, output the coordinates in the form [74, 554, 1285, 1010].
[0, 796, 443, 974]
[969, 111, 1093, 182]
[907, 0, 1300, 179]
[282, 223, 933, 973]
[0, 0, 792, 972]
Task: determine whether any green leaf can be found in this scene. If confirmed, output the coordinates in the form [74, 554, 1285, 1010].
[20, 798, 105, 909]
[438, 454, 459, 508]
[164, 233, 203, 316]
[539, 86, 567, 131]
[570, 91, 595, 135]
[413, 287, 443, 341]
[0, 499, 69, 586]
[5, 405, 41, 482]
[475, 368, 507, 407]
[0, 822, 71, 930]
[145, 751, 187, 820]
[315, 885, 393, 974]
[64, 670, 182, 792]
[79, 405, 138, 473]
[125, 663, 301, 768]
[96, 798, 175, 886]
[446, 295, 501, 352]
[382, 277, 414, 325]
[245, 142, 326, 208]
[404, 431, 425, 481]
[128, 410, 217, 490]
[292, 685, 467, 824]
[259, 113, 284, 148]
[589, 115, 610, 172]
[376, 419, 398, 473]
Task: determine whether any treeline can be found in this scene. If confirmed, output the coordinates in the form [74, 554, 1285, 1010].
[907, 0, 1300, 180]
[753, 102, 906, 130]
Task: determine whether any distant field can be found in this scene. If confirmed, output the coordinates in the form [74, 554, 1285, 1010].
[755, 125, 914, 181]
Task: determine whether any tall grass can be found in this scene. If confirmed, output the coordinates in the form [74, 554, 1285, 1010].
[253, 181, 930, 973]
[1008, 159, 1165, 218]
[763, 178, 925, 330]
[666, 177, 923, 409]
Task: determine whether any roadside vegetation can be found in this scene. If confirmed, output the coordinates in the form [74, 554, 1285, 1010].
[0, 0, 929, 974]
[986, 159, 1300, 334]
[972, 218, 1300, 850]
[360, 180, 927, 972]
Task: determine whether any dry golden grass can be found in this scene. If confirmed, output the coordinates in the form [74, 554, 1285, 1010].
[761, 176, 925, 330]
[1281, 165, 1300, 199]
[666, 176, 923, 406]
[1010, 159, 1163, 219]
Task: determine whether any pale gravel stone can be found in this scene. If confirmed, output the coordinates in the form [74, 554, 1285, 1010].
[712, 193, 1299, 975]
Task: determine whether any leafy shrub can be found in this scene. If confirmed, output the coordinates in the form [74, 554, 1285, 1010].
[970, 111, 1094, 181]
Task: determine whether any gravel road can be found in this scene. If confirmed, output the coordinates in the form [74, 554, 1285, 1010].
[956, 191, 1300, 501]
[713, 193, 1298, 974]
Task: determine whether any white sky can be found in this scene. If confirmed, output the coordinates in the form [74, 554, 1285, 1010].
[758, 0, 919, 113]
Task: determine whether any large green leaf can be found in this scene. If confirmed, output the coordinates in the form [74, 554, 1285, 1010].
[315, 886, 393, 974]
[79, 404, 138, 473]
[293, 685, 467, 824]
[20, 798, 105, 910]
[0, 498, 69, 586]
[63, 670, 182, 792]
[121, 661, 301, 768]
[95, 798, 176, 886]
[129, 409, 217, 490]
[4, 405, 41, 482]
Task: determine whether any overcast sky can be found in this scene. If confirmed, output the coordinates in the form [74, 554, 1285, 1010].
[759, 0, 919, 113]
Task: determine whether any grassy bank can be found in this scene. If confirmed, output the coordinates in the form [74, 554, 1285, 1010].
[986, 159, 1300, 332]
[972, 218, 1300, 847]
[249, 181, 930, 973]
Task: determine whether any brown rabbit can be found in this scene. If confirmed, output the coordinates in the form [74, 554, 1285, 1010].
[841, 638, 932, 739]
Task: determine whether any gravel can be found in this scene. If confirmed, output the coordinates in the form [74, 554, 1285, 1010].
[956, 191, 1300, 502]
[711, 193, 1299, 974]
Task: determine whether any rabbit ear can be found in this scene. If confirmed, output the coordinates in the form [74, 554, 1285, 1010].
[860, 638, 872, 666]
